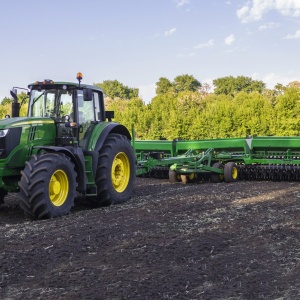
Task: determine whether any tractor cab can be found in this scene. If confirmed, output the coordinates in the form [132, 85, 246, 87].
[26, 73, 106, 148]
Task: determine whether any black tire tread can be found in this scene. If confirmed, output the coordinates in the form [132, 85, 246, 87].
[90, 134, 135, 207]
[224, 162, 238, 183]
[18, 153, 77, 219]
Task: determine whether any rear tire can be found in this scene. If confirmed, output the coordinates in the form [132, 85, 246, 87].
[18, 153, 77, 219]
[91, 134, 135, 207]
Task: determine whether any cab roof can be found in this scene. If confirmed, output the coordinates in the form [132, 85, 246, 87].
[28, 81, 103, 92]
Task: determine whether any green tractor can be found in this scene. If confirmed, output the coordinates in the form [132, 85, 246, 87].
[0, 73, 136, 219]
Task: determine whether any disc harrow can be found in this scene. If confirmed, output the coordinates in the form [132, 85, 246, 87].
[133, 135, 300, 184]
[238, 164, 300, 181]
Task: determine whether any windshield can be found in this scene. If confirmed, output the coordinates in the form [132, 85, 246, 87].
[28, 87, 102, 125]
[29, 89, 73, 118]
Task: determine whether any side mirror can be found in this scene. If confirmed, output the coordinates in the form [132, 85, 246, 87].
[10, 89, 18, 103]
[105, 111, 114, 121]
[83, 88, 93, 101]
[10, 89, 20, 117]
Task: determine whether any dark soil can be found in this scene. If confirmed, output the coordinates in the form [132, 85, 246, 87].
[1, 178, 300, 299]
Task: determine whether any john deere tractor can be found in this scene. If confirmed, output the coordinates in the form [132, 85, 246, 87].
[0, 73, 135, 219]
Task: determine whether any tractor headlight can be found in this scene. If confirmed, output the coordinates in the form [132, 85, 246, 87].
[0, 129, 9, 138]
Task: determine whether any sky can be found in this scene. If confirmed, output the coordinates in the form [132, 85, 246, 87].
[0, 0, 300, 103]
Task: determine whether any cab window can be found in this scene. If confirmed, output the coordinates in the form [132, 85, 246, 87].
[77, 90, 101, 123]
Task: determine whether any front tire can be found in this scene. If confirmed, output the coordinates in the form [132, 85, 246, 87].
[18, 153, 77, 219]
[91, 134, 135, 206]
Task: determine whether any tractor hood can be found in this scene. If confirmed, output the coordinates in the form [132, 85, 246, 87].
[0, 117, 55, 129]
[0, 117, 56, 163]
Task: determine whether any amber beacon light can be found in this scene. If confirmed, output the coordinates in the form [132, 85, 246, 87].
[77, 72, 83, 84]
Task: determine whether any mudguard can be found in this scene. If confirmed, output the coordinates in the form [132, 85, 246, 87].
[86, 122, 131, 179]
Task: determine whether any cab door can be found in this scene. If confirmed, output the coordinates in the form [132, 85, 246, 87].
[77, 90, 103, 150]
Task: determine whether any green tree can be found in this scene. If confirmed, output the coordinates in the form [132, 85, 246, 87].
[0, 103, 11, 118]
[232, 92, 274, 137]
[118, 98, 145, 138]
[146, 94, 173, 139]
[173, 74, 201, 93]
[263, 89, 279, 107]
[18, 91, 29, 105]
[155, 77, 173, 95]
[213, 76, 266, 96]
[1, 97, 12, 105]
[97, 74, 300, 140]
[95, 80, 138, 99]
[274, 87, 300, 135]
[288, 81, 300, 89]
[146, 91, 204, 140]
[0, 92, 29, 117]
[198, 93, 234, 138]
[274, 83, 286, 94]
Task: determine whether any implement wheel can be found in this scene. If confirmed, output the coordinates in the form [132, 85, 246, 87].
[169, 169, 181, 183]
[211, 162, 224, 183]
[181, 172, 196, 184]
[91, 134, 135, 207]
[224, 162, 238, 183]
[18, 153, 77, 219]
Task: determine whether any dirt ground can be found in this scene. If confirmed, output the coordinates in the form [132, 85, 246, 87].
[0, 177, 300, 300]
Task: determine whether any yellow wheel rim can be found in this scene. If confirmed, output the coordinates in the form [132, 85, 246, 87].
[111, 152, 130, 193]
[188, 172, 195, 180]
[232, 167, 238, 179]
[49, 170, 69, 206]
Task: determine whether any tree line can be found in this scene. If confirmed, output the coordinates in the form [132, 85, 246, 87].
[101, 75, 300, 140]
[1, 75, 300, 140]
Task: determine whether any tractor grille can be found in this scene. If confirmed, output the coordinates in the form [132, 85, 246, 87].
[0, 127, 22, 159]
[28, 126, 37, 141]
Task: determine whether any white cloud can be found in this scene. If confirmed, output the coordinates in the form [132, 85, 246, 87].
[252, 72, 300, 89]
[225, 34, 235, 45]
[236, 4, 253, 22]
[275, 0, 300, 16]
[285, 29, 300, 39]
[237, 0, 300, 23]
[138, 83, 156, 104]
[165, 28, 177, 36]
[176, 0, 190, 7]
[194, 39, 215, 49]
[259, 22, 279, 30]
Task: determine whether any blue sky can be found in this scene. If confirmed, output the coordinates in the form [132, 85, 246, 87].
[0, 0, 300, 103]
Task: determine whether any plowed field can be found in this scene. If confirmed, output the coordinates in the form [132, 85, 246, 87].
[1, 178, 300, 299]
